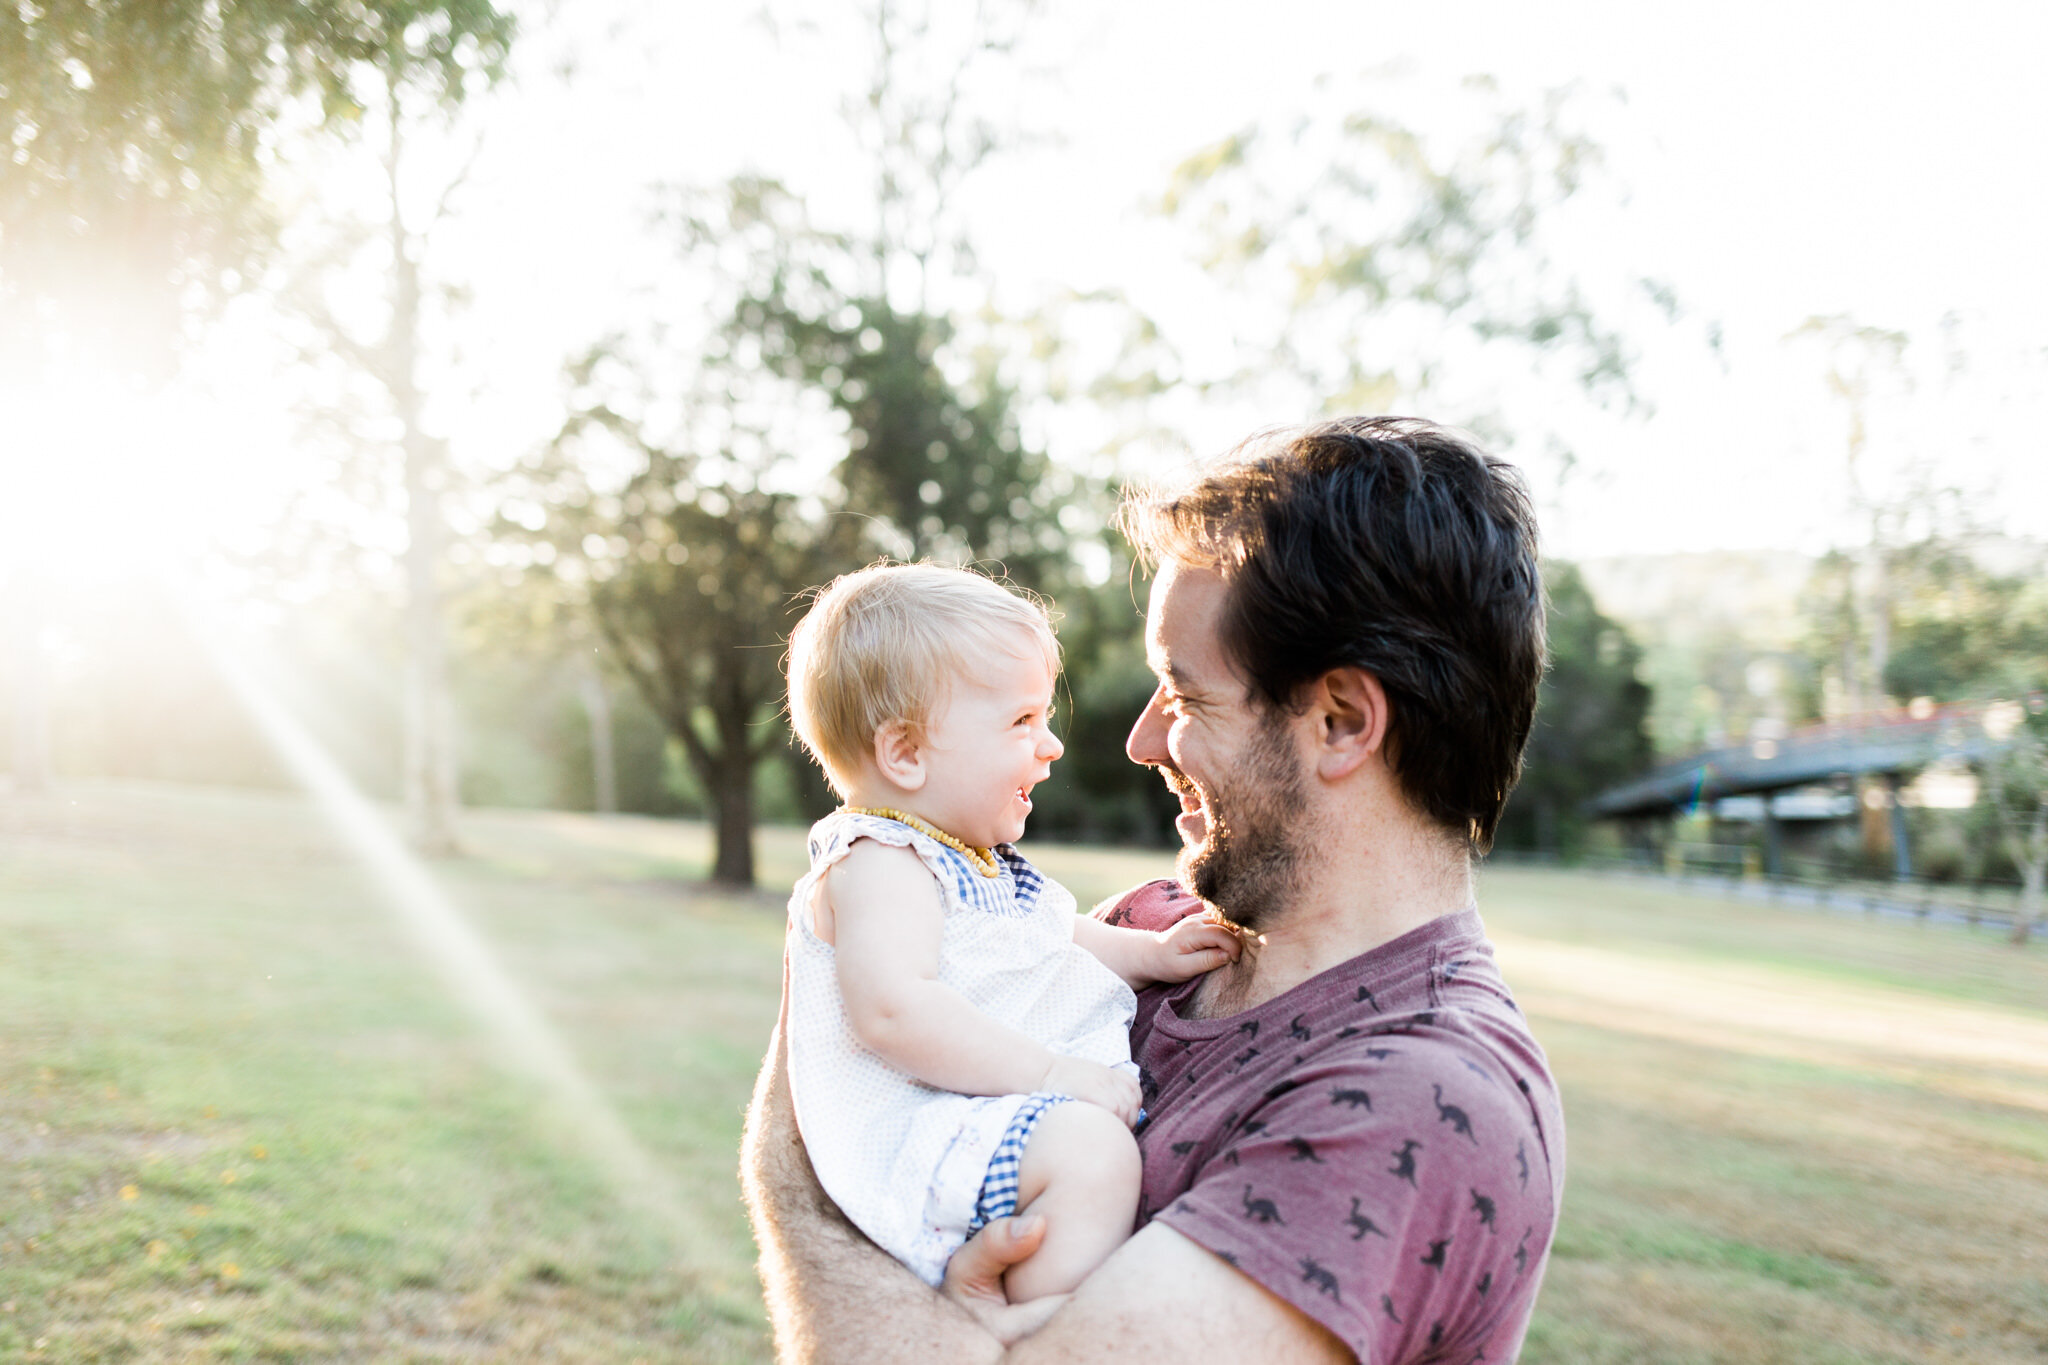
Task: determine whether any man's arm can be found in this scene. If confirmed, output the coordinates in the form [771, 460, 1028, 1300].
[739, 977, 1014, 1364]
[739, 987, 1352, 1363]
[969, 1221, 1354, 1364]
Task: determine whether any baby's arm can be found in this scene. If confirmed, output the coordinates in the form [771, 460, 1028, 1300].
[830, 840, 1139, 1123]
[1072, 911, 1242, 990]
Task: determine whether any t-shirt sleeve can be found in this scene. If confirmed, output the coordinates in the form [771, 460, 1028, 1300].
[1094, 878, 1202, 932]
[1150, 1049, 1552, 1365]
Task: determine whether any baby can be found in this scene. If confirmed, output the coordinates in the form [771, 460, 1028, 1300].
[781, 563, 1240, 1297]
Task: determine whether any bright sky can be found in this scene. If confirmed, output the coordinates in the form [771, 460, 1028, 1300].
[446, 0, 2048, 563]
[17, 0, 2043, 598]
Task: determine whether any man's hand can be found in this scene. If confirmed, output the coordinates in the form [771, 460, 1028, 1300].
[1148, 911, 1247, 983]
[1039, 1055, 1141, 1126]
[941, 1215, 1069, 1345]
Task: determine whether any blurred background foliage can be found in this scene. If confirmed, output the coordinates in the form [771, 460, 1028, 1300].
[3, 0, 2044, 896]
[0, 0, 512, 375]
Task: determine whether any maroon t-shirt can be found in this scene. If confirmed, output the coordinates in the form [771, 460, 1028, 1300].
[1099, 881, 1564, 1365]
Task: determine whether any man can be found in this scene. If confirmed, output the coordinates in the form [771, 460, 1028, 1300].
[741, 416, 1565, 1363]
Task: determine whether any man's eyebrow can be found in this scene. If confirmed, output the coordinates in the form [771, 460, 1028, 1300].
[1144, 644, 1205, 696]
[1160, 661, 1210, 698]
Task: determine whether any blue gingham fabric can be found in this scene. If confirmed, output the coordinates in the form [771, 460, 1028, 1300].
[967, 1092, 1072, 1233]
[805, 818, 1047, 919]
[993, 846, 1048, 917]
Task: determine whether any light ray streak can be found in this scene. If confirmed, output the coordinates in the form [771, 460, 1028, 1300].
[186, 600, 714, 1266]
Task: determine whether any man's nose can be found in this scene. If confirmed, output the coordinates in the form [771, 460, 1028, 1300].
[1126, 685, 1168, 767]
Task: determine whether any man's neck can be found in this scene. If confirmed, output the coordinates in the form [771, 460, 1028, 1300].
[1189, 810, 1472, 1019]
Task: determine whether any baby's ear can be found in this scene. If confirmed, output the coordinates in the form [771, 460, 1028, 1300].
[872, 720, 926, 790]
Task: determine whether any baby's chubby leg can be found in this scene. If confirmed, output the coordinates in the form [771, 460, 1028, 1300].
[1000, 1100, 1142, 1302]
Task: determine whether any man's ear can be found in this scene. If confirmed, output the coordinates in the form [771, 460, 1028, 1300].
[872, 720, 927, 791]
[1311, 667, 1390, 781]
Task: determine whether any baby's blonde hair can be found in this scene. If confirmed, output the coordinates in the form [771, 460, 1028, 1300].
[787, 563, 1060, 797]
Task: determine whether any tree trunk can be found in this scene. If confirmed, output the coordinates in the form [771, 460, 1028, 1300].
[710, 748, 757, 888]
[387, 81, 459, 857]
[8, 583, 50, 794]
[578, 663, 617, 815]
[402, 453, 459, 854]
[1865, 543, 1890, 709]
[2009, 803, 2046, 947]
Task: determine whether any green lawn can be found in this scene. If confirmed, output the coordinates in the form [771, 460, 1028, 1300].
[4, 783, 2045, 1362]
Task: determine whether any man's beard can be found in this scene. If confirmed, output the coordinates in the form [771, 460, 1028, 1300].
[1165, 711, 1307, 934]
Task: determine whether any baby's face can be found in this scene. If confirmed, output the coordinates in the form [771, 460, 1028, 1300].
[915, 645, 1064, 849]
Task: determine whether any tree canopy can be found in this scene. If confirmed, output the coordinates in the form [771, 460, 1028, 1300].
[0, 0, 510, 372]
[1497, 561, 1653, 856]
[514, 161, 1088, 886]
[1159, 78, 1641, 429]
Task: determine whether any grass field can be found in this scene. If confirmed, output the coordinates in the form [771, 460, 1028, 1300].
[4, 782, 2046, 1362]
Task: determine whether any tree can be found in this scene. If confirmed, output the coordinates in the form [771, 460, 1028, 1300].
[752, 294, 1076, 583]
[519, 162, 1079, 887]
[276, 7, 514, 853]
[1496, 562, 1652, 856]
[529, 368, 831, 885]
[1156, 77, 1643, 440]
[501, 180, 842, 887]
[1883, 547, 2048, 705]
[1984, 698, 2048, 946]
[1, 0, 334, 792]
[0, 1, 511, 833]
[515, 2, 1071, 887]
[1788, 316, 1914, 715]
[1024, 560, 1183, 847]
[2, 0, 394, 371]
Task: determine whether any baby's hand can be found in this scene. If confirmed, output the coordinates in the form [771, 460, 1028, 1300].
[1040, 1056, 1142, 1127]
[1149, 911, 1246, 983]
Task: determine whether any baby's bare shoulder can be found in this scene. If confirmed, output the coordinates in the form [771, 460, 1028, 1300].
[828, 836, 939, 898]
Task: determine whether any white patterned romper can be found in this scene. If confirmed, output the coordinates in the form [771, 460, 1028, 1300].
[785, 810, 1138, 1285]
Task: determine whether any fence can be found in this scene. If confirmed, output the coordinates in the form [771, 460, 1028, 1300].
[1490, 844, 2031, 935]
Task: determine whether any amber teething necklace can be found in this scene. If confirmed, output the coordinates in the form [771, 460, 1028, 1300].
[842, 807, 1001, 878]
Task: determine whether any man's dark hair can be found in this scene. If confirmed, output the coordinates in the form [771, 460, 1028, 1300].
[1116, 416, 1546, 853]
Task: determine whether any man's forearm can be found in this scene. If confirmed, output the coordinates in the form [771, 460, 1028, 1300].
[738, 1007, 1005, 1365]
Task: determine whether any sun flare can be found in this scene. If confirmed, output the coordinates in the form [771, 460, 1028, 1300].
[3, 359, 298, 605]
